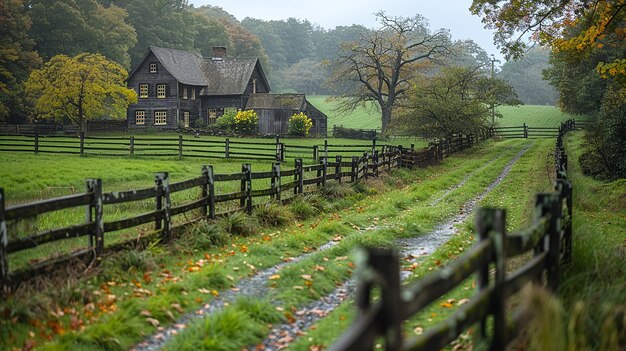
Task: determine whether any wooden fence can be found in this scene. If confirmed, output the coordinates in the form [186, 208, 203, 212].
[0, 130, 495, 287]
[492, 120, 586, 139]
[0, 121, 127, 135]
[330, 119, 576, 351]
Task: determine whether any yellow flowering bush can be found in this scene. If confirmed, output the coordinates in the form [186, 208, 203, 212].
[288, 112, 313, 137]
[234, 109, 258, 134]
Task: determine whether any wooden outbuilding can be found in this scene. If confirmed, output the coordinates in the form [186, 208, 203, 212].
[245, 93, 327, 136]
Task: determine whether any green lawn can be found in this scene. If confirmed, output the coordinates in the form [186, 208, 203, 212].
[307, 96, 587, 131]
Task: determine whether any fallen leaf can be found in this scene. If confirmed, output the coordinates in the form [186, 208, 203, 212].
[146, 318, 160, 327]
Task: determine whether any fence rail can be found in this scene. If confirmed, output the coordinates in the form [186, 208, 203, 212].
[330, 119, 576, 351]
[0, 129, 497, 286]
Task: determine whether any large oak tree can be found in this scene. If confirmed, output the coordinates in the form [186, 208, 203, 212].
[329, 12, 452, 134]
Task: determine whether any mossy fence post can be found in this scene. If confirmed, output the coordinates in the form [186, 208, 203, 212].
[335, 155, 342, 183]
[242, 164, 252, 215]
[537, 193, 562, 291]
[86, 179, 104, 258]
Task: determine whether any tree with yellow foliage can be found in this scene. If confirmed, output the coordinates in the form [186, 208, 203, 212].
[25, 53, 137, 133]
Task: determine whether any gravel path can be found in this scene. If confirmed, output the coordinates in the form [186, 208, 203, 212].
[133, 143, 531, 351]
[252, 143, 532, 351]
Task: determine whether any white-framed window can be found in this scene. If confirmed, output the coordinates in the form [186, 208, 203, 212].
[183, 111, 190, 128]
[139, 84, 148, 98]
[149, 63, 157, 73]
[208, 109, 217, 125]
[191, 88, 196, 100]
[182, 87, 188, 99]
[157, 84, 166, 98]
[135, 110, 145, 125]
[154, 110, 167, 125]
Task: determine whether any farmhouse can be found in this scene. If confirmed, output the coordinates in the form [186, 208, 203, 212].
[126, 46, 327, 135]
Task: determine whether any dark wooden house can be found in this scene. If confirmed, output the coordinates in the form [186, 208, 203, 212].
[126, 46, 270, 130]
[245, 94, 327, 136]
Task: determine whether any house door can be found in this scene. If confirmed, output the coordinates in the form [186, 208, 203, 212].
[183, 111, 189, 128]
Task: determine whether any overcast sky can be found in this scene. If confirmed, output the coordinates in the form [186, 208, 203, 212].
[189, 0, 504, 62]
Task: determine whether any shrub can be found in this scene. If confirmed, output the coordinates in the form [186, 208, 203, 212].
[254, 202, 293, 227]
[288, 112, 313, 137]
[216, 109, 236, 132]
[234, 109, 258, 134]
[194, 117, 207, 129]
[289, 196, 319, 220]
[319, 181, 355, 200]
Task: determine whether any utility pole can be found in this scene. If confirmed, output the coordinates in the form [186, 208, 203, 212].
[489, 54, 500, 126]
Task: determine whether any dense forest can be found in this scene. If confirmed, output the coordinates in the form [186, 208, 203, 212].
[1, 0, 558, 124]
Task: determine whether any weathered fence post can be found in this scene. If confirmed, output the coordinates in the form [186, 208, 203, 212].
[536, 193, 562, 291]
[351, 156, 357, 183]
[275, 136, 281, 162]
[0, 189, 8, 284]
[207, 165, 216, 219]
[355, 248, 402, 351]
[372, 137, 377, 155]
[242, 164, 252, 214]
[274, 163, 282, 202]
[155, 174, 163, 232]
[523, 123, 528, 138]
[80, 131, 85, 155]
[130, 136, 135, 156]
[313, 145, 318, 161]
[155, 172, 171, 241]
[335, 155, 342, 183]
[178, 134, 183, 159]
[295, 159, 303, 195]
[225, 138, 230, 159]
[280, 143, 285, 162]
[477, 208, 508, 349]
[200, 165, 209, 218]
[322, 157, 327, 187]
[86, 179, 104, 259]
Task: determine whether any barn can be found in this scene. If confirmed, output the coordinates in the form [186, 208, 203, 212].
[245, 93, 327, 136]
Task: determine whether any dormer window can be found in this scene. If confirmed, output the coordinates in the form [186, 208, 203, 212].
[149, 63, 157, 73]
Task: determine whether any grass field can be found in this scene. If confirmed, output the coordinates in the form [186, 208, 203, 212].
[307, 96, 587, 131]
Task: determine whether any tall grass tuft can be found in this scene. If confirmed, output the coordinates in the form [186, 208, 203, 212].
[218, 212, 257, 236]
[253, 202, 293, 227]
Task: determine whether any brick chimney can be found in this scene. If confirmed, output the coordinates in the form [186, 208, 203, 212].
[212, 46, 226, 61]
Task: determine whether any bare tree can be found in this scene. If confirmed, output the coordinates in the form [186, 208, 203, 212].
[329, 11, 451, 134]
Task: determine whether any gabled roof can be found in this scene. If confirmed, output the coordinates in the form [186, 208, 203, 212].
[128, 46, 270, 95]
[200, 58, 261, 96]
[246, 94, 306, 110]
[150, 46, 206, 86]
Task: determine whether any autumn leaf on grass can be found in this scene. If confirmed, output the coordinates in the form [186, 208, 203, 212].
[440, 302, 454, 308]
[313, 265, 325, 272]
[146, 318, 160, 327]
[269, 274, 281, 280]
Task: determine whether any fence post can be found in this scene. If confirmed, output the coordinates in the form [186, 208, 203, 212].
[242, 164, 252, 215]
[0, 189, 8, 284]
[335, 155, 342, 183]
[130, 136, 135, 156]
[322, 157, 327, 187]
[351, 156, 357, 182]
[178, 134, 183, 159]
[536, 193, 562, 291]
[80, 131, 85, 155]
[155, 172, 171, 242]
[295, 159, 303, 194]
[523, 123, 528, 138]
[225, 138, 230, 159]
[372, 137, 377, 155]
[484, 208, 507, 349]
[86, 179, 104, 259]
[373, 150, 379, 177]
[356, 248, 402, 350]
[475, 208, 495, 339]
[275, 136, 281, 162]
[363, 152, 369, 180]
[207, 165, 216, 219]
[274, 163, 281, 202]
[34, 125, 39, 154]
[313, 145, 318, 161]
[280, 143, 285, 162]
